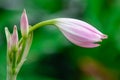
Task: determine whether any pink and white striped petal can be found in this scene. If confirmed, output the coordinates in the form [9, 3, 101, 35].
[54, 18, 107, 48]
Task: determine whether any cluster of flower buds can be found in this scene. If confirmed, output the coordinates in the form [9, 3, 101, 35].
[5, 9, 29, 52]
[5, 10, 32, 78]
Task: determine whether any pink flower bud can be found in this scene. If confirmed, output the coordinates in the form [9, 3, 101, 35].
[5, 27, 12, 51]
[54, 18, 107, 48]
[11, 25, 18, 49]
[5, 27, 11, 43]
[5, 26, 19, 51]
[20, 9, 29, 38]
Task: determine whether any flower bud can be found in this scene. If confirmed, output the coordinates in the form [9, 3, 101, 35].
[5, 27, 11, 51]
[54, 18, 107, 48]
[11, 25, 18, 50]
[20, 9, 29, 38]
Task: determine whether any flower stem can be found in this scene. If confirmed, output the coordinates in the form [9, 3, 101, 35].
[7, 73, 17, 80]
[7, 67, 17, 80]
[29, 19, 56, 33]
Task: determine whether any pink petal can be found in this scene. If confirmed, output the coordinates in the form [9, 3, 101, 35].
[11, 25, 18, 48]
[20, 9, 29, 37]
[56, 22, 102, 42]
[63, 32, 100, 48]
[56, 18, 103, 36]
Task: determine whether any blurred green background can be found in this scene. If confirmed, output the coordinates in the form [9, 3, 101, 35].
[0, 0, 120, 80]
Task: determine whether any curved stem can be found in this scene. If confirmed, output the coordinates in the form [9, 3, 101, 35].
[29, 19, 56, 33]
[18, 19, 56, 47]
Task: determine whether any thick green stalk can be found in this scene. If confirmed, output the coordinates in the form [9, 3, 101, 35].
[7, 51, 18, 80]
[7, 69, 17, 80]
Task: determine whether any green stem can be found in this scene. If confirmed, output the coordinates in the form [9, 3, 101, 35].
[7, 73, 17, 80]
[7, 66, 17, 80]
[17, 39, 26, 64]
[29, 19, 56, 33]
[18, 19, 55, 46]
[12, 50, 17, 70]
[7, 51, 18, 80]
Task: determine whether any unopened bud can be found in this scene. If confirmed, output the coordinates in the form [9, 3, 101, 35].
[20, 9, 29, 38]
[11, 25, 18, 50]
[5, 27, 12, 51]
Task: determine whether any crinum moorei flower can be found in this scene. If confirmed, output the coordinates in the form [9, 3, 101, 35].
[54, 18, 107, 48]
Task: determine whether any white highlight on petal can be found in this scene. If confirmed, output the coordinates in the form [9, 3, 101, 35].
[5, 27, 12, 50]
[5, 27, 11, 43]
